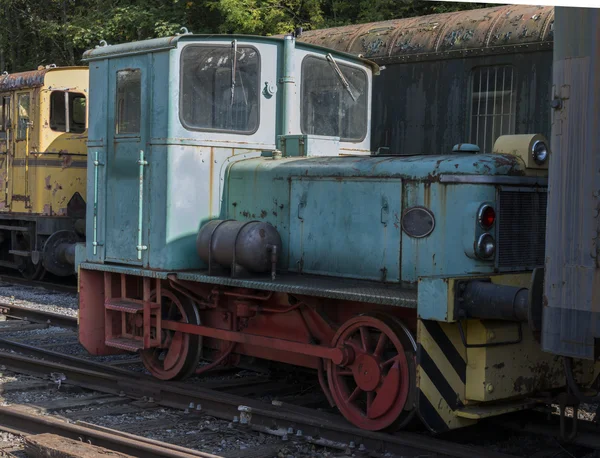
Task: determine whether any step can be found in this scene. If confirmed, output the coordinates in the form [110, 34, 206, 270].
[105, 299, 159, 313]
[454, 399, 537, 419]
[105, 337, 144, 352]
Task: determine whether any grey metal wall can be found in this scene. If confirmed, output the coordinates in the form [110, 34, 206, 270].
[542, 7, 600, 359]
[371, 51, 553, 155]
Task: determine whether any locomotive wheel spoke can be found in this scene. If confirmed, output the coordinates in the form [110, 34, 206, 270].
[359, 326, 370, 352]
[366, 391, 374, 418]
[374, 333, 388, 358]
[347, 386, 362, 403]
[327, 313, 416, 431]
[163, 332, 184, 371]
[381, 354, 402, 369]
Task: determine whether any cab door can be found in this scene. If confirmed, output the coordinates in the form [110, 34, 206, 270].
[12, 91, 34, 210]
[103, 60, 149, 265]
[0, 94, 12, 210]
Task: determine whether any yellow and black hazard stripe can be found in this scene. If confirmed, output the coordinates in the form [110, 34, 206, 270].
[417, 319, 475, 432]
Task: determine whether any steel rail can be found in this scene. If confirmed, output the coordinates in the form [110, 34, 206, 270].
[0, 350, 519, 458]
[0, 303, 78, 329]
[0, 404, 221, 458]
[0, 337, 272, 393]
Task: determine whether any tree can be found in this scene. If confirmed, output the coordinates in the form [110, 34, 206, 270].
[0, 0, 493, 72]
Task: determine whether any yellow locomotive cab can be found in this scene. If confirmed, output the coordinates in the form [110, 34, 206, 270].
[0, 66, 88, 279]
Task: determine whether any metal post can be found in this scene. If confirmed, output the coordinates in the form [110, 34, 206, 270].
[280, 35, 296, 139]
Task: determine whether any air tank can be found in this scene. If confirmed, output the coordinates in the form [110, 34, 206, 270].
[541, 7, 600, 359]
[196, 220, 282, 278]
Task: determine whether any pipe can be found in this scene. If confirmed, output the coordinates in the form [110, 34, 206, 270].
[460, 281, 529, 321]
[281, 35, 295, 138]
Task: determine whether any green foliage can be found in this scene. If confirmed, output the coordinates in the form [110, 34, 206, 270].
[0, 0, 493, 72]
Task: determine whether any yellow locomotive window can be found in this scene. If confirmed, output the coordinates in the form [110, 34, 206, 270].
[0, 96, 10, 132]
[17, 93, 30, 141]
[116, 69, 141, 135]
[50, 91, 86, 134]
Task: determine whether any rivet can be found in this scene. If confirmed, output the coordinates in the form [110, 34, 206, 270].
[486, 383, 494, 393]
[487, 331, 496, 341]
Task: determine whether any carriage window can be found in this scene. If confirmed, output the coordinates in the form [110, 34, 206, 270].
[17, 93, 30, 140]
[301, 55, 368, 142]
[180, 44, 260, 133]
[116, 69, 141, 134]
[470, 66, 516, 154]
[0, 96, 10, 132]
[50, 91, 86, 134]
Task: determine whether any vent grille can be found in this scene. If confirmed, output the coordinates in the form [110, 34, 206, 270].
[498, 190, 547, 268]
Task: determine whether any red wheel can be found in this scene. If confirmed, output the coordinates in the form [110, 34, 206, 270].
[140, 290, 202, 381]
[327, 313, 416, 431]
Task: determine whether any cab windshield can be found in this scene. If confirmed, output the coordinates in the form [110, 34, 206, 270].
[301, 55, 368, 142]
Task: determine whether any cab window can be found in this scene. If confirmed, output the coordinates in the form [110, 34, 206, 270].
[116, 69, 141, 135]
[50, 91, 87, 134]
[301, 55, 368, 142]
[0, 96, 10, 132]
[17, 93, 30, 140]
[180, 44, 260, 134]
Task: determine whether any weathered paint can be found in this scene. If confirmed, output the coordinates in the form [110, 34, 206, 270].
[297, 5, 553, 63]
[0, 69, 49, 92]
[0, 67, 88, 216]
[542, 7, 600, 359]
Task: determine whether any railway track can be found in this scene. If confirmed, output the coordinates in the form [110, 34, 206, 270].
[0, 303, 78, 329]
[0, 303, 596, 457]
[0, 345, 518, 458]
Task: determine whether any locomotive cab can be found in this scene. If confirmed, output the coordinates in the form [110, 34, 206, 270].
[77, 33, 589, 434]
[0, 67, 88, 279]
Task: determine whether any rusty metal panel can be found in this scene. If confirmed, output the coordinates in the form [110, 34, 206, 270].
[542, 7, 600, 359]
[297, 5, 554, 63]
[0, 69, 48, 92]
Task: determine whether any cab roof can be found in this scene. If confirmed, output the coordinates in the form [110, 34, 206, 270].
[82, 34, 379, 73]
[0, 67, 88, 92]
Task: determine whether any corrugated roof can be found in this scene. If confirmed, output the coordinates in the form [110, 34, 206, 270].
[297, 5, 554, 63]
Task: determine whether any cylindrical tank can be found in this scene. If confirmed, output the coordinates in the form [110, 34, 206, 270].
[541, 7, 600, 359]
[196, 220, 282, 275]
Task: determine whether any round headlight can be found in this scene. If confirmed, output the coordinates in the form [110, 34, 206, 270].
[476, 233, 496, 260]
[532, 140, 549, 165]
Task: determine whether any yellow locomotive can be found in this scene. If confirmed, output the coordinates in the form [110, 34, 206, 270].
[0, 66, 88, 279]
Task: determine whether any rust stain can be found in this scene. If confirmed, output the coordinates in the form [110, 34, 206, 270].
[45, 175, 51, 190]
[52, 182, 63, 196]
[296, 4, 554, 62]
[0, 69, 48, 92]
[61, 154, 73, 169]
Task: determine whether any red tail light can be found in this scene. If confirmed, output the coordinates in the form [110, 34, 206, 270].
[478, 204, 496, 229]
